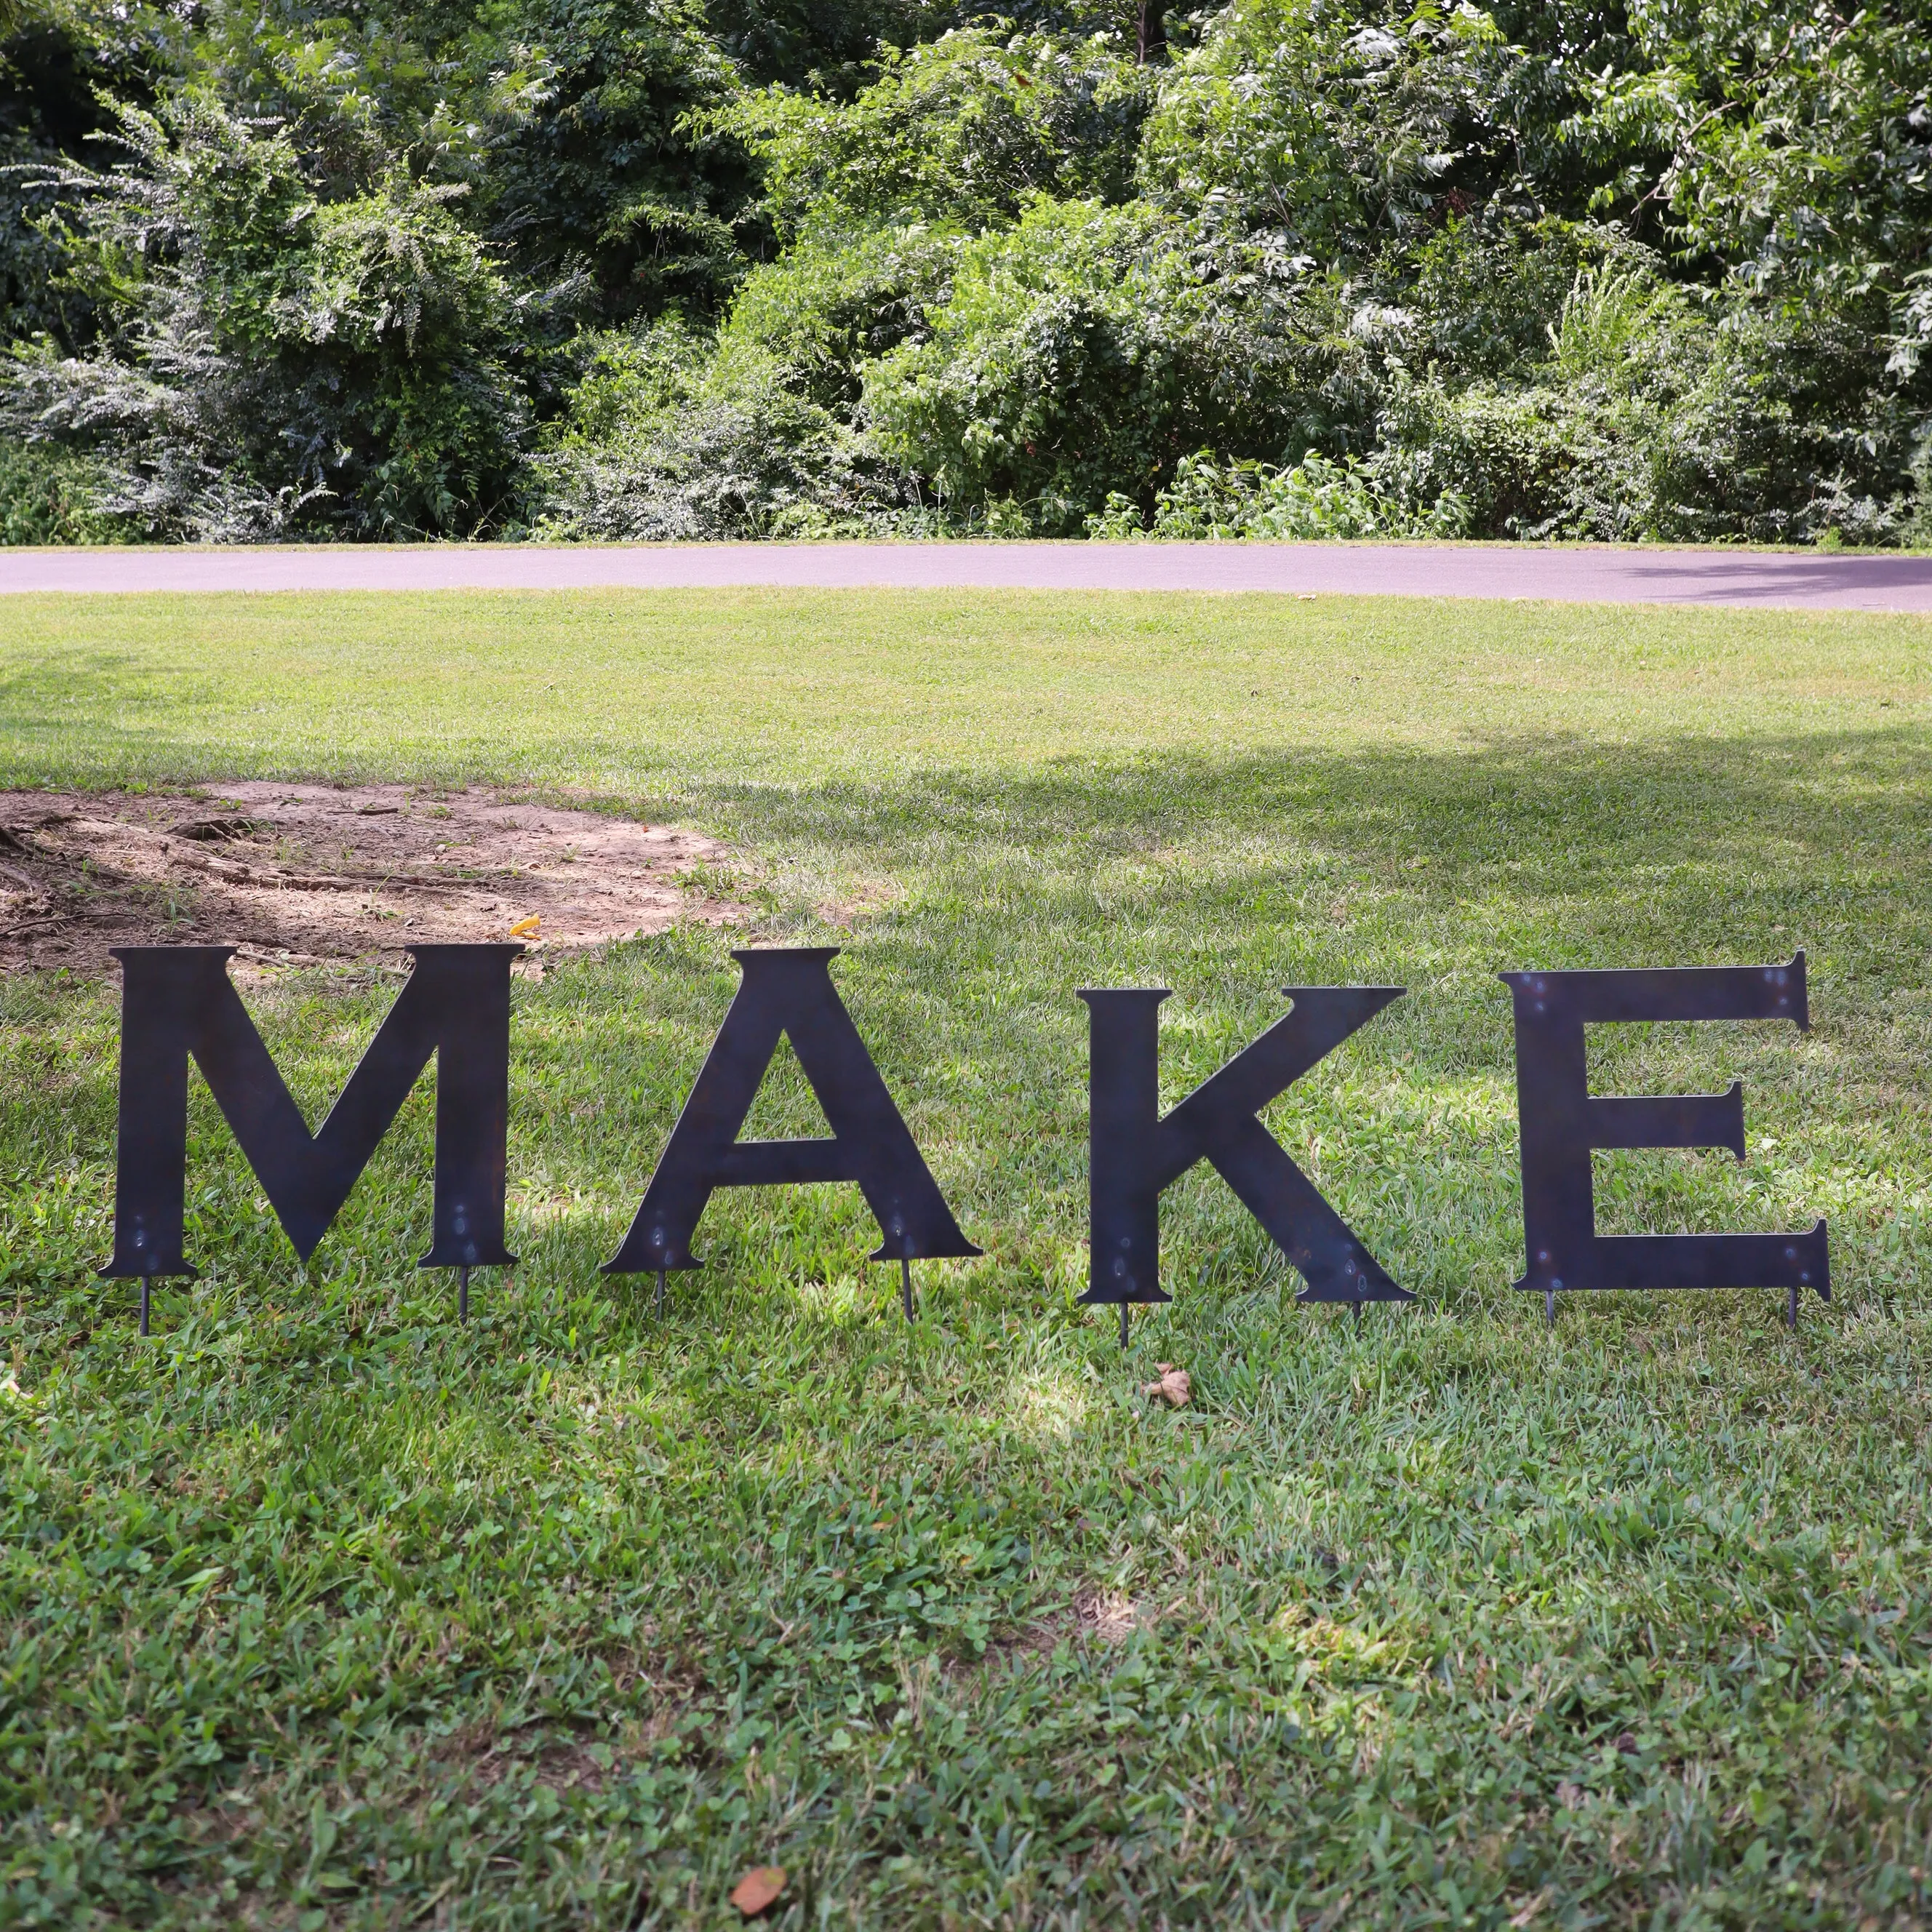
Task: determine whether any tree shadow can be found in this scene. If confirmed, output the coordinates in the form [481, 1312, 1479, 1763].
[682, 719, 1931, 1050]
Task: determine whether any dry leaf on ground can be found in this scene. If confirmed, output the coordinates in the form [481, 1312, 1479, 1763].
[730, 1867, 787, 1916]
[1140, 1363, 1190, 1407]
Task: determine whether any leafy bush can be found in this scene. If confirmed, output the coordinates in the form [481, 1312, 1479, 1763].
[0, 0, 166, 349]
[863, 196, 1365, 531]
[725, 26, 1149, 238]
[1087, 447, 1469, 540]
[0, 434, 114, 542]
[719, 221, 965, 415]
[533, 323, 924, 540]
[1374, 267, 1926, 544]
[530, 219, 967, 540]
[1138, 0, 1514, 264]
[471, 0, 754, 323]
[1405, 215, 1605, 383]
[1564, 0, 1932, 316]
[1, 95, 538, 539]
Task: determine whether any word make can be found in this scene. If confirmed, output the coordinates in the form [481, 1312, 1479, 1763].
[97, 944, 1827, 1340]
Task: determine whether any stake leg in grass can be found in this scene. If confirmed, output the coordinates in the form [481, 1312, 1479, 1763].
[458, 1266, 469, 1324]
[655, 1267, 666, 1319]
[1546, 1288, 1557, 1330]
[1119, 1300, 1130, 1349]
[901, 1257, 914, 1323]
[1787, 1282, 1799, 1331]
[138, 1274, 151, 1339]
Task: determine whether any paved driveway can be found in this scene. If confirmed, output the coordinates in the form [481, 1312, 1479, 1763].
[4, 541, 1930, 610]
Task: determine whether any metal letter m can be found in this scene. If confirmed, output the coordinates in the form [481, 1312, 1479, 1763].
[103, 944, 518, 1280]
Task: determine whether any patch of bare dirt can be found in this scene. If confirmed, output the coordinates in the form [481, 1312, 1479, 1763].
[1075, 1586, 1145, 1646]
[946, 1590, 1146, 1696]
[0, 782, 744, 977]
[436, 1723, 619, 1797]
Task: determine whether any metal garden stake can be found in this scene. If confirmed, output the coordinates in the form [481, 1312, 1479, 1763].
[1079, 985, 1413, 1346]
[1503, 954, 1827, 1329]
[604, 949, 978, 1322]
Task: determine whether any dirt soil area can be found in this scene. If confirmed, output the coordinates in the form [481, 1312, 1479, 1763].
[0, 783, 743, 977]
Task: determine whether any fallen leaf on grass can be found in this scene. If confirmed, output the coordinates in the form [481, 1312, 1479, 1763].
[730, 1867, 787, 1917]
[1140, 1363, 1190, 1407]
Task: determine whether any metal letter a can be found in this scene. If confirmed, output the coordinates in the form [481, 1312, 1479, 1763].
[604, 949, 978, 1306]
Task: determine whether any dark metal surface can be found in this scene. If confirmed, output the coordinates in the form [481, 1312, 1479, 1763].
[1501, 954, 1827, 1325]
[1079, 986, 1411, 1330]
[103, 946, 520, 1311]
[604, 949, 979, 1310]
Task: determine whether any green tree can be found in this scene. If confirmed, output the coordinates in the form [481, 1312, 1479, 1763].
[4, 93, 535, 536]
[863, 195, 1360, 529]
[727, 25, 1149, 239]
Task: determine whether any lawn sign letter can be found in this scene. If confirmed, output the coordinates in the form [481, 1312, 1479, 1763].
[1502, 957, 1827, 1328]
[1079, 986, 1412, 1344]
[103, 944, 519, 1333]
[97, 944, 1829, 1343]
[602, 948, 978, 1317]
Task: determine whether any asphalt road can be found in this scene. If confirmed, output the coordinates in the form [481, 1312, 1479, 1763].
[4, 541, 1931, 610]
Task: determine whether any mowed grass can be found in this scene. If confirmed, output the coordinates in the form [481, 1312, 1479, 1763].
[2, 588, 1931, 1932]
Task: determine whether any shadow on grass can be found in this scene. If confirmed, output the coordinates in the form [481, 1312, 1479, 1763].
[688, 722, 1927, 905]
[7, 719, 1926, 1357]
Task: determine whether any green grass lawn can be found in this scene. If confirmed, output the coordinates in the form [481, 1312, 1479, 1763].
[4, 589, 1931, 1932]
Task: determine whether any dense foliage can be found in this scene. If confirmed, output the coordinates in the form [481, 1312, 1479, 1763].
[2, 0, 1928, 542]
